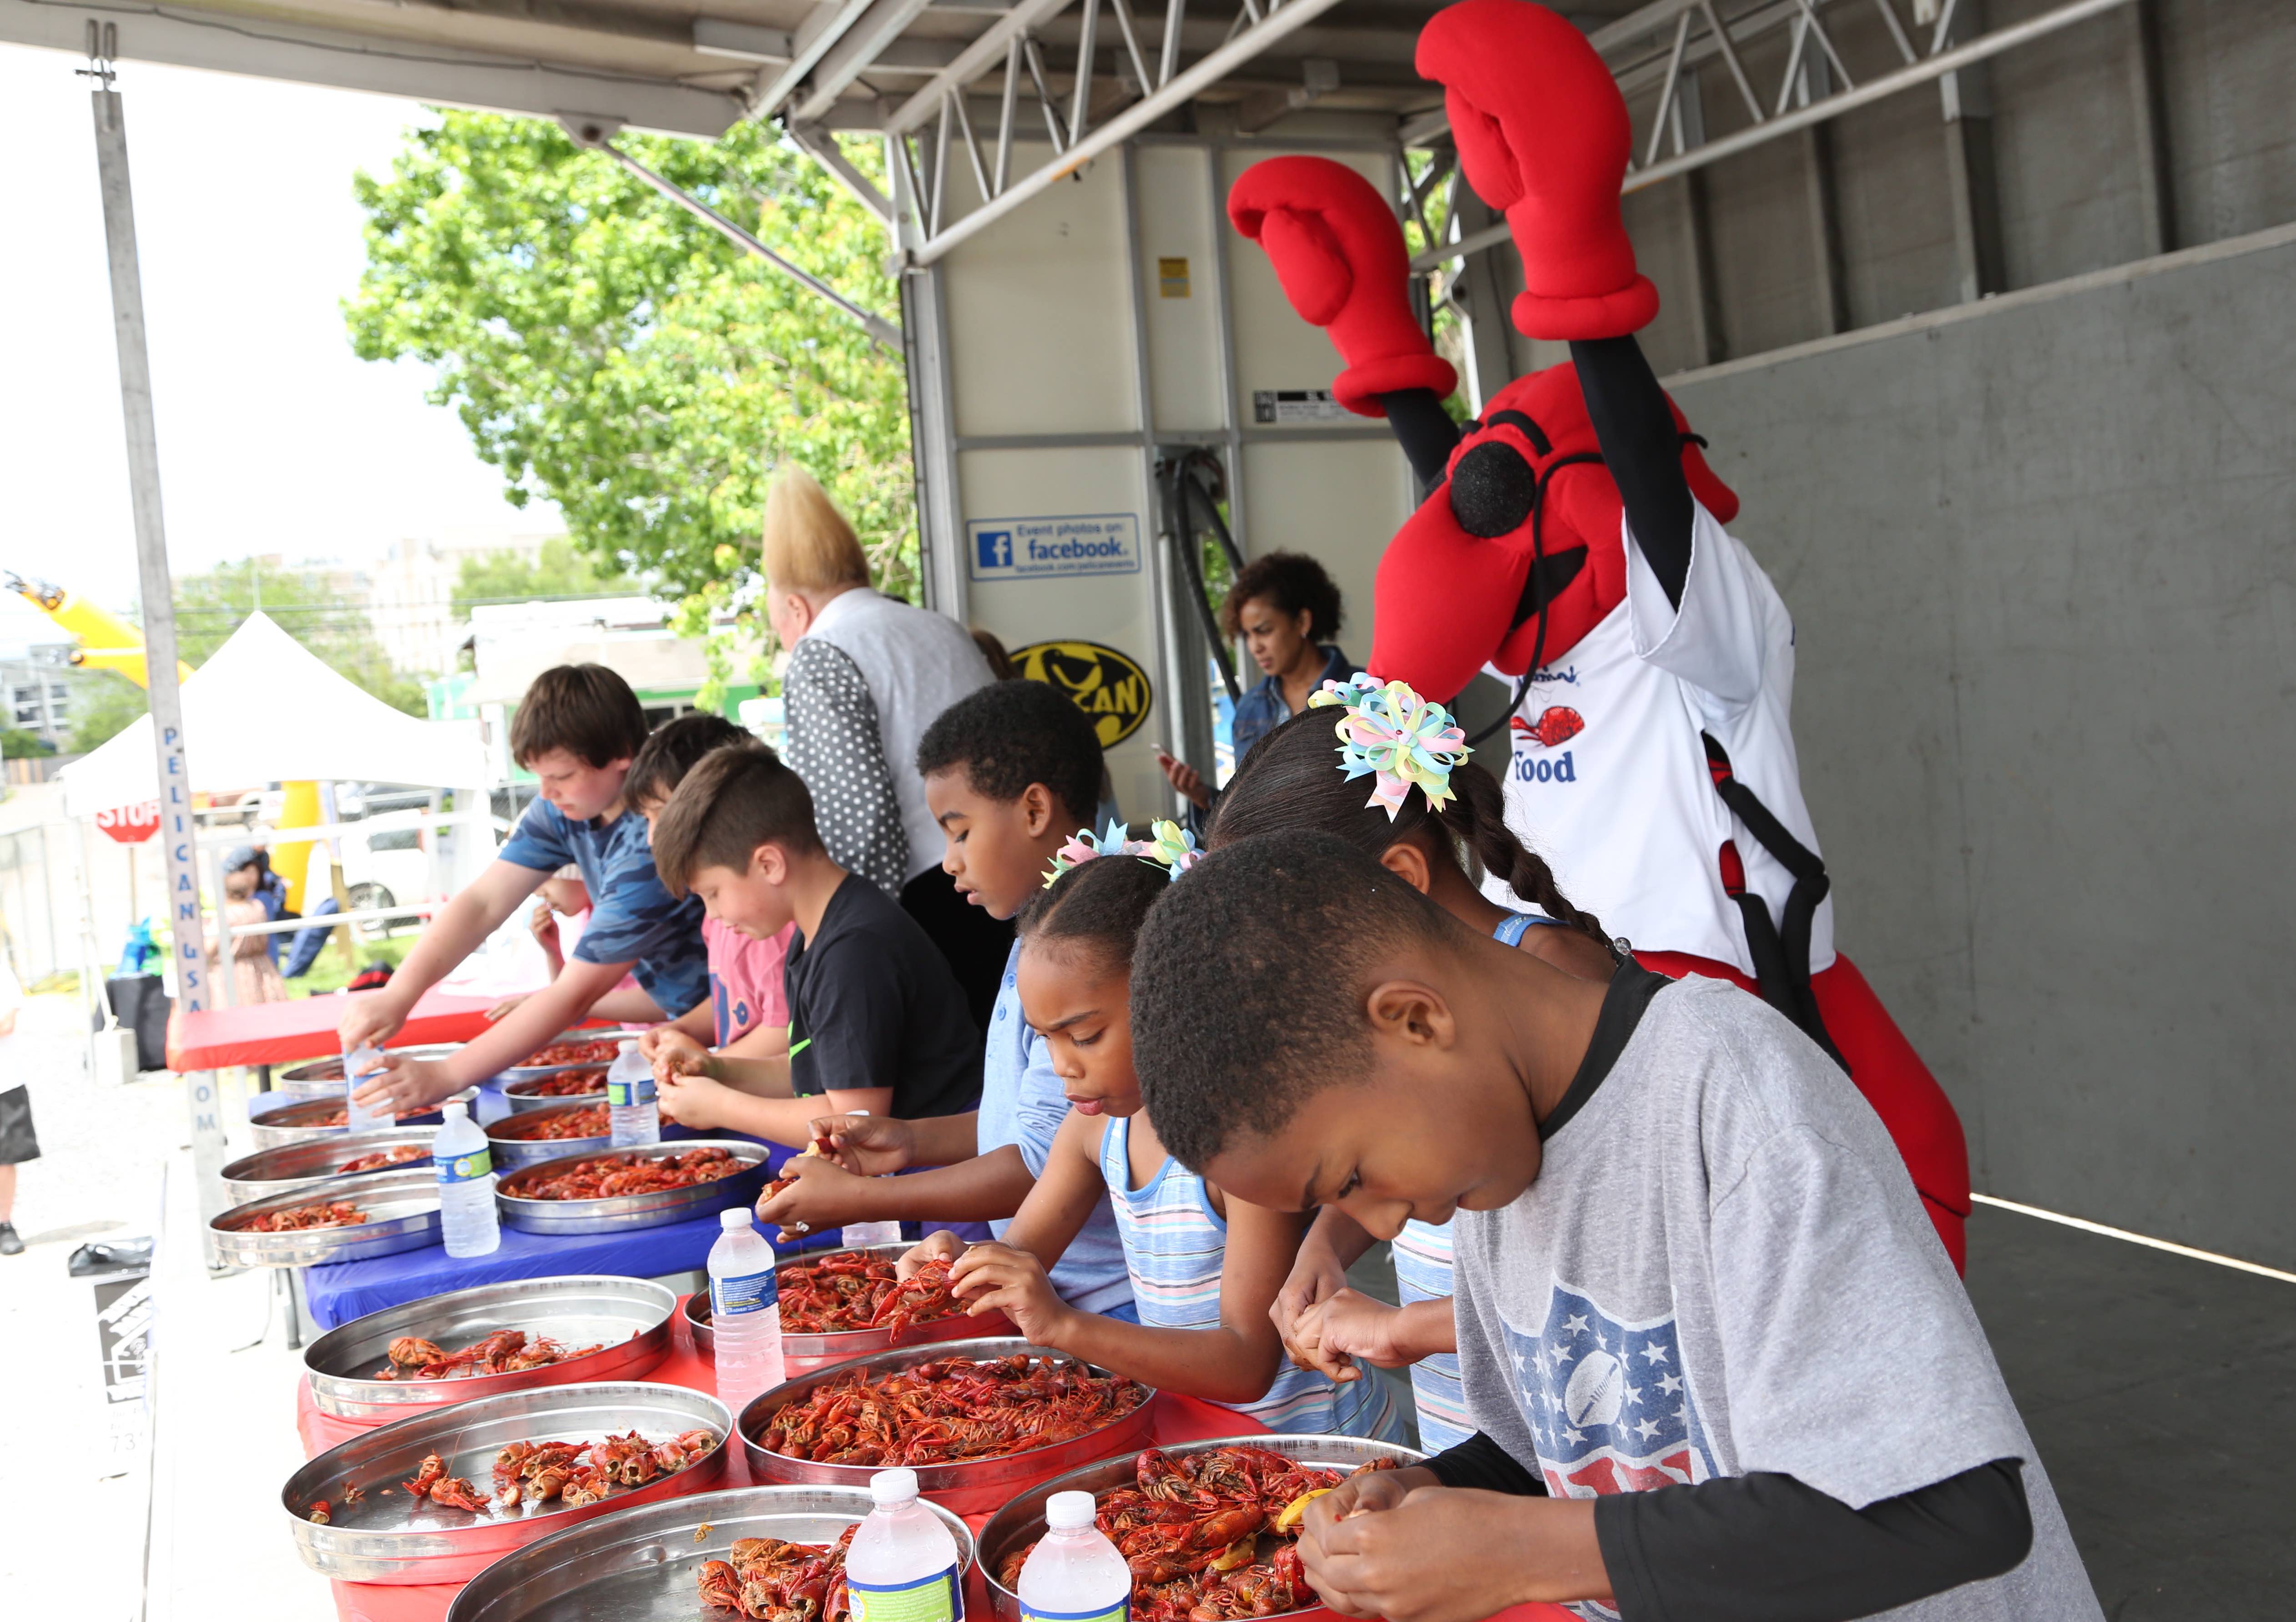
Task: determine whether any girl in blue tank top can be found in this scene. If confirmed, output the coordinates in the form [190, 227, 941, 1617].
[1199, 682, 1623, 1451]
[905, 837, 1404, 1441]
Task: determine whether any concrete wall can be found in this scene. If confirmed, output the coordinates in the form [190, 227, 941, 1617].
[1660, 225, 2296, 1268]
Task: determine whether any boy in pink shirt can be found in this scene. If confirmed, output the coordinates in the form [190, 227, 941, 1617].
[624, 715, 794, 1063]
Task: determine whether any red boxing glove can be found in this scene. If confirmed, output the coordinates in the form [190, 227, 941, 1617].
[1228, 156, 1456, 417]
[1418, 0, 1657, 340]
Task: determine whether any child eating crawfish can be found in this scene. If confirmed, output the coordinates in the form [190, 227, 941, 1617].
[904, 842, 1404, 1438]
[1128, 829, 2099, 1622]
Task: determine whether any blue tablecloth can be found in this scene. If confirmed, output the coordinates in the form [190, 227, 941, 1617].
[301, 1134, 835, 1332]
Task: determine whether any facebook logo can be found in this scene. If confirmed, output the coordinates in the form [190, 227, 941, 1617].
[968, 514, 1141, 583]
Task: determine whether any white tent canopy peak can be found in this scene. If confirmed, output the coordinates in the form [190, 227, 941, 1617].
[59, 610, 487, 819]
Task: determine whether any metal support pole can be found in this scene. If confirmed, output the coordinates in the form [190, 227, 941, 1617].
[1801, 124, 1851, 333]
[2122, 0, 2174, 258]
[88, 65, 232, 1256]
[560, 117, 904, 352]
[1452, 188, 1516, 414]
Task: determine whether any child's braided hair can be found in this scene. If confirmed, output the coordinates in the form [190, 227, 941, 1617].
[1017, 849, 1170, 970]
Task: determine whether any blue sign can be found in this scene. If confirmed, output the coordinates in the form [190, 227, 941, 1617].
[967, 514, 1141, 582]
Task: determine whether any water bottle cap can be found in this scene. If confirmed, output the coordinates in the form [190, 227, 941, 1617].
[1045, 1490, 1096, 1530]
[441, 1102, 468, 1121]
[719, 1208, 752, 1232]
[869, 1467, 920, 1505]
[618, 1038, 639, 1055]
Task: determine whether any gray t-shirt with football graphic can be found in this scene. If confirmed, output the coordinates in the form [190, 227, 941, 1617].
[1450, 975, 2101, 1622]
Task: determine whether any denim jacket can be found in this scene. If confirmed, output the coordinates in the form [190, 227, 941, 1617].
[1230, 644, 1359, 776]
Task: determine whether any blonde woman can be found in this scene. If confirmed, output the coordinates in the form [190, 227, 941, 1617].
[762, 468, 1007, 1029]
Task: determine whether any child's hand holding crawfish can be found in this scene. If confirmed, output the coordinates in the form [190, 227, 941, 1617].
[949, 1241, 1072, 1346]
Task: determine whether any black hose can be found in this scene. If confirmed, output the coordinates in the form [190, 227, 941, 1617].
[1167, 458, 1241, 699]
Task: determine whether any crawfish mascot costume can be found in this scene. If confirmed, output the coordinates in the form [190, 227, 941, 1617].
[1228, 0, 1970, 1266]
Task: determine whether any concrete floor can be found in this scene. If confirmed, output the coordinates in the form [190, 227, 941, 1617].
[0, 993, 319, 1622]
[1962, 1202, 2296, 1617]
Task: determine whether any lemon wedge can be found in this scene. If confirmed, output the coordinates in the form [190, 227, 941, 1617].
[1206, 1537, 1257, 1572]
[1274, 1488, 1330, 1531]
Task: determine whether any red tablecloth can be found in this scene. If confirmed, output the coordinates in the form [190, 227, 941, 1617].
[300, 1301, 1572, 1622]
[172, 990, 604, 1072]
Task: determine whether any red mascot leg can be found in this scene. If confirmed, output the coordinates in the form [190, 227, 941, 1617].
[1634, 950, 1970, 1273]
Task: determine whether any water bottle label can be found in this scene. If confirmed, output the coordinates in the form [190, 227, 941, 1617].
[849, 1568, 959, 1622]
[437, 1148, 494, 1184]
[711, 1267, 778, 1316]
[606, 1074, 656, 1108]
[1019, 1602, 1128, 1622]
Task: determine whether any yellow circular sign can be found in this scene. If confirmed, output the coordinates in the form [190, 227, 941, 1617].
[1010, 640, 1155, 748]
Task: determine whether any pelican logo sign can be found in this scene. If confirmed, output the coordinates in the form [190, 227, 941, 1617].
[1011, 641, 1154, 748]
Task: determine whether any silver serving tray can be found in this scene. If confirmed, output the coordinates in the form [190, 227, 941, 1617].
[495, 1140, 768, 1236]
[740, 1336, 1156, 1516]
[222, 1128, 437, 1206]
[278, 1043, 461, 1090]
[487, 1101, 616, 1170]
[305, 1276, 678, 1421]
[446, 1483, 974, 1622]
[977, 1433, 1426, 1622]
[501, 1065, 609, 1113]
[682, 1244, 1013, 1375]
[248, 1087, 479, 1150]
[498, 1030, 629, 1086]
[211, 1166, 442, 1269]
[283, 1381, 732, 1586]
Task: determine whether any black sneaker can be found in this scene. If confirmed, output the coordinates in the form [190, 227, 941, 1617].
[0, 1224, 21, 1256]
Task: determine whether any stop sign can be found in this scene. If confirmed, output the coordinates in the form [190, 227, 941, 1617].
[96, 801, 162, 844]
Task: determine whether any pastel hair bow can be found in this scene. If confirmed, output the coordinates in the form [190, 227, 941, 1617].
[1043, 821, 1135, 888]
[1307, 675, 1472, 819]
[1041, 818, 1204, 888]
[1135, 819, 1203, 881]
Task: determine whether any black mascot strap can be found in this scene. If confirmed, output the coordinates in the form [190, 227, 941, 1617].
[1702, 733, 1847, 1071]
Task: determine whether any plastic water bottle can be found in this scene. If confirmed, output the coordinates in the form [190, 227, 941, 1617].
[1018, 1490, 1131, 1622]
[344, 1042, 389, 1133]
[708, 1209, 785, 1410]
[847, 1467, 962, 1622]
[431, 1102, 500, 1258]
[838, 1111, 904, 1250]
[606, 1038, 660, 1146]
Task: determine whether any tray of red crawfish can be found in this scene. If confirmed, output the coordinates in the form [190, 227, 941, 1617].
[221, 1127, 436, 1206]
[487, 1100, 621, 1169]
[979, 1437, 1424, 1622]
[501, 1065, 611, 1113]
[496, 1140, 769, 1235]
[304, 1275, 678, 1422]
[211, 1165, 442, 1268]
[283, 1380, 731, 1584]
[443, 1483, 974, 1622]
[683, 1245, 1014, 1374]
[498, 1034, 627, 1087]
[740, 1337, 1156, 1516]
[248, 1087, 482, 1150]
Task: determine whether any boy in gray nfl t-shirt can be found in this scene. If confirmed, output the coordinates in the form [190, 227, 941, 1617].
[1130, 831, 2102, 1622]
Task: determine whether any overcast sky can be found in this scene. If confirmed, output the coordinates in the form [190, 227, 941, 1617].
[0, 43, 564, 650]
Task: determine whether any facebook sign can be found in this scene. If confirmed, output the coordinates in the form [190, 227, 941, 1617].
[967, 514, 1141, 583]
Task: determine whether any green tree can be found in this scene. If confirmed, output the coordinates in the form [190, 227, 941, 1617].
[453, 535, 637, 616]
[171, 559, 427, 716]
[346, 113, 915, 699]
[0, 728, 56, 759]
[67, 672, 147, 752]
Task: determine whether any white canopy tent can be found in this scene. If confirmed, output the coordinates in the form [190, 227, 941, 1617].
[60, 610, 486, 817]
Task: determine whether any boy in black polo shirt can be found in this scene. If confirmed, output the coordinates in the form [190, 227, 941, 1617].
[646, 743, 979, 1141]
